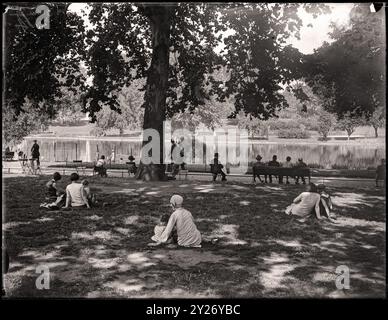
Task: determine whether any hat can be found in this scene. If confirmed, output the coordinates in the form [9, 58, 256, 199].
[170, 194, 184, 207]
[256, 155, 262, 161]
[298, 158, 303, 161]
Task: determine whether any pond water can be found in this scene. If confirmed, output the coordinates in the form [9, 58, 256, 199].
[19, 137, 385, 169]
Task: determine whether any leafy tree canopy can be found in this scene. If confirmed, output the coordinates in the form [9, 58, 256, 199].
[303, 4, 385, 119]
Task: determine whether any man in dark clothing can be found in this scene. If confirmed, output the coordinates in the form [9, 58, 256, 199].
[31, 140, 40, 168]
[267, 155, 282, 184]
[211, 153, 227, 181]
[295, 158, 307, 184]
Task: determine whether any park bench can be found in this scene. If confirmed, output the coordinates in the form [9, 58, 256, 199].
[72, 160, 87, 176]
[252, 166, 311, 183]
[3, 151, 15, 161]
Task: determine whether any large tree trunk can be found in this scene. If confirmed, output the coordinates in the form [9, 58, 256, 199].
[136, 6, 172, 181]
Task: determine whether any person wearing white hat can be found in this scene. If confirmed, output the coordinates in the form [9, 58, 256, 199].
[155, 195, 202, 247]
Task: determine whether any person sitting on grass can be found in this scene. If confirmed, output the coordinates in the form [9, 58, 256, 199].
[152, 195, 202, 248]
[46, 172, 62, 203]
[64, 173, 90, 209]
[317, 184, 336, 222]
[81, 179, 97, 207]
[376, 159, 386, 187]
[94, 155, 107, 177]
[285, 183, 321, 222]
[40, 172, 66, 209]
[151, 214, 174, 244]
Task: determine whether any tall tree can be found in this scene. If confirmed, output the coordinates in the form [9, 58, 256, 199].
[84, 3, 329, 179]
[5, 3, 330, 180]
[303, 4, 385, 119]
[4, 3, 86, 117]
[367, 105, 386, 138]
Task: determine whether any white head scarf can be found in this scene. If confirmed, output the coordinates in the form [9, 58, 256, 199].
[170, 194, 184, 207]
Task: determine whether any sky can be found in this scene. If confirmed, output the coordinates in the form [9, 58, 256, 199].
[69, 3, 355, 54]
[290, 3, 354, 54]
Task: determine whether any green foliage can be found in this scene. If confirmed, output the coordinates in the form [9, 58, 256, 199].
[52, 89, 86, 125]
[277, 127, 310, 139]
[317, 111, 335, 140]
[3, 99, 50, 146]
[303, 4, 385, 118]
[367, 105, 386, 137]
[235, 111, 269, 137]
[335, 112, 363, 139]
[266, 118, 300, 131]
[91, 80, 145, 136]
[4, 3, 86, 118]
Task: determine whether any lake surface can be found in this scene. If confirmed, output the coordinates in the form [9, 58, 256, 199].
[19, 136, 385, 169]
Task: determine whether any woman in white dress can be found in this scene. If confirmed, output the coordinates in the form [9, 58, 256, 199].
[155, 195, 202, 248]
[285, 183, 322, 221]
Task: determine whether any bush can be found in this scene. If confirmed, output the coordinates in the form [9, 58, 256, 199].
[267, 119, 300, 131]
[298, 116, 320, 131]
[277, 127, 311, 139]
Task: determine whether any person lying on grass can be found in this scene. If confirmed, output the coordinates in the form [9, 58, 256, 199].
[151, 195, 201, 248]
[64, 173, 90, 209]
[285, 183, 322, 222]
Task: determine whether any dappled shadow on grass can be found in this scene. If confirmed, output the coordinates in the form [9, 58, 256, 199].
[2, 175, 386, 298]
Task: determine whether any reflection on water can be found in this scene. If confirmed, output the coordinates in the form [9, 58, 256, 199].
[20, 137, 385, 169]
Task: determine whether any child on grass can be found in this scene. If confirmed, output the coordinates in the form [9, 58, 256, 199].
[151, 214, 173, 244]
[317, 184, 336, 221]
[81, 179, 97, 207]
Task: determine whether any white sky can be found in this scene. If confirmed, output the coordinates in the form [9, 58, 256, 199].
[290, 3, 354, 54]
[69, 3, 355, 54]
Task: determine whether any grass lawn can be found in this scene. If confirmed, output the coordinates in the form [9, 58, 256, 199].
[3, 175, 386, 298]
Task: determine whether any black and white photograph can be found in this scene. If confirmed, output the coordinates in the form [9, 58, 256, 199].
[1, 1, 386, 304]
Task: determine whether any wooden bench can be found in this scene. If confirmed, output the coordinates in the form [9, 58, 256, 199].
[252, 166, 311, 183]
[73, 160, 87, 176]
[3, 152, 14, 161]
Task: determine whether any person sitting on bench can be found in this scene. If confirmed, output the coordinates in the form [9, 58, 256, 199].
[94, 155, 107, 177]
[211, 153, 227, 181]
[283, 156, 293, 184]
[253, 154, 265, 183]
[267, 155, 282, 184]
[295, 158, 307, 184]
[127, 155, 137, 175]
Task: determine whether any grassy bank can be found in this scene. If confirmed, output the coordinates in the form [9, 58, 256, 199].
[3, 176, 385, 298]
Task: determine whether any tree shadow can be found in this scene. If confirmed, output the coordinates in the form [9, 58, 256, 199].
[3, 176, 385, 298]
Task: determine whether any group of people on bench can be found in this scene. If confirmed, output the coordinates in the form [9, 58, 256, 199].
[253, 154, 308, 184]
